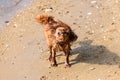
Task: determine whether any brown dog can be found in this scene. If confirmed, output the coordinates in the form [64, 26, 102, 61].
[36, 14, 78, 67]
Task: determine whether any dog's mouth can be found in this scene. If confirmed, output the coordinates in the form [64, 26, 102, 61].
[56, 37, 66, 42]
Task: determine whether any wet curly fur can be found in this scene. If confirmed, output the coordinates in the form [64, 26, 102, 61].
[36, 14, 78, 67]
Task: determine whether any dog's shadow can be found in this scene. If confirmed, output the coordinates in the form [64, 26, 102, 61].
[70, 40, 120, 66]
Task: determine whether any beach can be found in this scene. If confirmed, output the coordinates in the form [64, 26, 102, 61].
[0, 0, 35, 27]
[0, 0, 120, 80]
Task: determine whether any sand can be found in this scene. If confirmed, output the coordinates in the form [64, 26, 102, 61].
[0, 0, 120, 80]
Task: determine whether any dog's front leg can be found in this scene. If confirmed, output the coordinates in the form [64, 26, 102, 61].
[51, 48, 58, 67]
[65, 50, 70, 68]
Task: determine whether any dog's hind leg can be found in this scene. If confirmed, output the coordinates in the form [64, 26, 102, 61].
[48, 46, 52, 61]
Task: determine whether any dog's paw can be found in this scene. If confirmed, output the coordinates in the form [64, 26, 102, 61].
[48, 55, 52, 61]
[65, 64, 71, 68]
[51, 63, 58, 67]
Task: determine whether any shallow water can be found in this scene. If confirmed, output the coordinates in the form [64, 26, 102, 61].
[0, 0, 35, 28]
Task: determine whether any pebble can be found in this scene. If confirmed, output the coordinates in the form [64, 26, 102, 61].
[79, 15, 83, 18]
[78, 26, 81, 28]
[76, 75, 79, 78]
[19, 35, 23, 38]
[66, 11, 69, 14]
[114, 71, 117, 74]
[40, 50, 43, 53]
[97, 78, 101, 80]
[100, 25, 104, 28]
[48, 66, 51, 69]
[6, 44, 9, 47]
[91, 1, 97, 4]
[86, 31, 94, 35]
[90, 67, 96, 70]
[95, 5, 99, 9]
[45, 9, 52, 13]
[58, 12, 61, 14]
[11, 62, 15, 65]
[111, 22, 115, 25]
[24, 76, 27, 79]
[13, 24, 17, 28]
[84, 37, 89, 40]
[108, 37, 113, 40]
[1, 43, 4, 45]
[73, 22, 77, 25]
[40, 76, 47, 80]
[115, 0, 119, 3]
[37, 43, 40, 45]
[87, 12, 92, 15]
[5, 21, 9, 23]
[62, 77, 66, 80]
[49, 71, 51, 74]
[103, 36, 107, 40]
[45, 7, 53, 13]
[14, 56, 16, 59]
[5, 21, 10, 25]
[16, 14, 20, 17]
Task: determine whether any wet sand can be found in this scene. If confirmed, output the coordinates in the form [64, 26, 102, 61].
[0, 0, 120, 80]
[0, 0, 35, 27]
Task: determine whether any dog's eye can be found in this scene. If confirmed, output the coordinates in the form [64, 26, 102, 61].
[63, 32, 69, 35]
[58, 32, 61, 36]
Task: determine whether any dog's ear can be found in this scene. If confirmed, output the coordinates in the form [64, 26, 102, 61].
[69, 31, 78, 43]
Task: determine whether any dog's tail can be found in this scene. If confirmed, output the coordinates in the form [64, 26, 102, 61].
[69, 31, 78, 43]
[36, 14, 54, 24]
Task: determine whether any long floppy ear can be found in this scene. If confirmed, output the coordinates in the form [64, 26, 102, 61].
[69, 31, 78, 43]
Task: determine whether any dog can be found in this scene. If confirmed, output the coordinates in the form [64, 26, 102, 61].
[36, 14, 78, 67]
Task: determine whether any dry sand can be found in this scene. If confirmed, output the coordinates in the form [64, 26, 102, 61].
[0, 0, 120, 80]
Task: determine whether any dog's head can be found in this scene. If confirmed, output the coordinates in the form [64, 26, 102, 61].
[36, 14, 54, 24]
[55, 27, 70, 43]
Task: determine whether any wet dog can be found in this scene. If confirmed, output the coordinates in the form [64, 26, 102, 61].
[36, 14, 78, 67]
